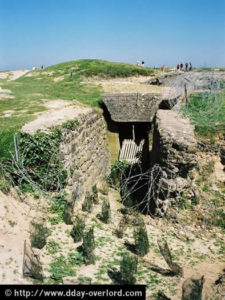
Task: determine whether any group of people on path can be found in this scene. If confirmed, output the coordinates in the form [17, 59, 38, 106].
[32, 65, 44, 71]
[136, 60, 192, 72]
[177, 62, 192, 71]
[136, 60, 145, 67]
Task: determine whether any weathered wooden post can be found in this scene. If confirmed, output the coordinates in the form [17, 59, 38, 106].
[184, 83, 188, 104]
[14, 133, 19, 162]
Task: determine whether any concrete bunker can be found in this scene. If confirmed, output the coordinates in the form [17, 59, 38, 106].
[101, 92, 176, 164]
[102, 93, 162, 165]
[102, 92, 197, 216]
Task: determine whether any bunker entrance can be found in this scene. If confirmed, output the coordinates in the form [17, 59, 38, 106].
[101, 100, 156, 215]
[102, 102, 152, 166]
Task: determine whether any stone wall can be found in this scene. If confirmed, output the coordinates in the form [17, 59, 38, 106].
[151, 110, 197, 216]
[60, 110, 111, 208]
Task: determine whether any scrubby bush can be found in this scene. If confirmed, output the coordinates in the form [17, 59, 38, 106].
[31, 223, 51, 249]
[92, 185, 99, 204]
[62, 120, 79, 130]
[215, 209, 225, 229]
[82, 192, 93, 212]
[62, 206, 73, 225]
[201, 161, 215, 180]
[191, 196, 200, 206]
[0, 173, 10, 194]
[134, 221, 150, 256]
[99, 198, 111, 223]
[120, 252, 138, 284]
[49, 193, 73, 225]
[115, 215, 129, 238]
[98, 183, 108, 195]
[7, 129, 67, 192]
[107, 160, 130, 188]
[70, 217, 85, 242]
[82, 227, 95, 265]
[122, 187, 134, 208]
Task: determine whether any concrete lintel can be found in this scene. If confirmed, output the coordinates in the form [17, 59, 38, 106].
[102, 92, 162, 122]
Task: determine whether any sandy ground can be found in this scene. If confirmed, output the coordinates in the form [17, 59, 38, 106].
[25, 71, 54, 78]
[0, 70, 28, 100]
[0, 94, 15, 100]
[83, 75, 176, 95]
[1, 110, 15, 118]
[197, 152, 225, 184]
[82, 75, 181, 101]
[37, 185, 225, 298]
[0, 185, 224, 294]
[0, 87, 15, 100]
[22, 100, 92, 134]
[0, 70, 29, 81]
[0, 185, 52, 284]
[9, 70, 29, 80]
[0, 87, 12, 93]
[0, 191, 35, 283]
[37, 146, 225, 298]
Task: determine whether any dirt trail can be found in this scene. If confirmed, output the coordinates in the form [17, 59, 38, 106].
[22, 100, 92, 134]
[0, 70, 29, 81]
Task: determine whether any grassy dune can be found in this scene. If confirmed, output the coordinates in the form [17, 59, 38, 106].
[45, 59, 154, 78]
[0, 59, 154, 159]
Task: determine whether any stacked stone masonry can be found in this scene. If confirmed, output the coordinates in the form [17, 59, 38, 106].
[60, 110, 111, 208]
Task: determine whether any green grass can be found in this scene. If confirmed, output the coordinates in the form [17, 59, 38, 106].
[48, 195, 69, 225]
[45, 59, 154, 78]
[196, 67, 214, 72]
[48, 254, 76, 283]
[46, 240, 61, 255]
[0, 59, 154, 160]
[181, 91, 225, 136]
[52, 252, 83, 282]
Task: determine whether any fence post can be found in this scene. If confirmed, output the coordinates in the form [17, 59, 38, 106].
[184, 83, 188, 104]
[14, 133, 19, 162]
[72, 185, 79, 211]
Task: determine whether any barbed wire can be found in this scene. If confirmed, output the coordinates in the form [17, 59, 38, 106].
[110, 162, 177, 215]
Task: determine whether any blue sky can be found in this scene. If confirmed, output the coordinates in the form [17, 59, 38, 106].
[0, 0, 224, 70]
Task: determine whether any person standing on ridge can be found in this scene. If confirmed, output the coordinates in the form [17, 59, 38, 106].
[189, 62, 192, 71]
[176, 63, 180, 71]
[161, 64, 165, 72]
[185, 62, 189, 71]
[70, 69, 74, 77]
[180, 63, 183, 70]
